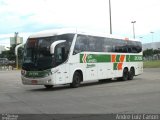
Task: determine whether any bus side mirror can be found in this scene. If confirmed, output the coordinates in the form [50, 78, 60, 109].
[50, 40, 66, 54]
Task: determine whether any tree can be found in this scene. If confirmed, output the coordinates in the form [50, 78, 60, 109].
[0, 44, 24, 68]
[153, 49, 160, 54]
[143, 49, 154, 57]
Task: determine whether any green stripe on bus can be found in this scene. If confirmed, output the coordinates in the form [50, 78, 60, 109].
[116, 55, 120, 62]
[96, 54, 111, 62]
[126, 55, 130, 62]
[80, 54, 111, 63]
[113, 63, 118, 70]
[80, 54, 84, 63]
[130, 55, 143, 62]
[80, 54, 142, 63]
[126, 55, 143, 62]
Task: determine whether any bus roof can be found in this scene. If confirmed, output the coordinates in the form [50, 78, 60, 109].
[29, 28, 77, 38]
[29, 28, 140, 42]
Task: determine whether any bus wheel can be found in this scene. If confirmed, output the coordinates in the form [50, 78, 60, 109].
[70, 72, 81, 88]
[117, 68, 129, 81]
[128, 68, 134, 80]
[44, 85, 53, 89]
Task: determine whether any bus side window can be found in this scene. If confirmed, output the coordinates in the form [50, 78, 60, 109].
[88, 36, 97, 52]
[127, 47, 132, 53]
[88, 36, 103, 52]
[55, 47, 63, 63]
[73, 35, 88, 55]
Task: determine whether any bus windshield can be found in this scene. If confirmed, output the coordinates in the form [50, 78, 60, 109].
[22, 34, 74, 71]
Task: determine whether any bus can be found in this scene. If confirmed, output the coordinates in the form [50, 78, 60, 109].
[21, 29, 143, 89]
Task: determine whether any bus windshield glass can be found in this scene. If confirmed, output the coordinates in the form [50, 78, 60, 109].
[22, 34, 74, 71]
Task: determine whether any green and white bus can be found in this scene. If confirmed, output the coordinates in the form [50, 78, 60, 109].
[21, 29, 143, 88]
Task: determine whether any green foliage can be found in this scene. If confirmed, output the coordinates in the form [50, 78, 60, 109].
[143, 49, 160, 68]
[143, 49, 160, 57]
[143, 49, 153, 57]
[153, 49, 160, 54]
[0, 44, 24, 67]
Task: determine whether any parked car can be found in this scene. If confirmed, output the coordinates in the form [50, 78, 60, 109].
[0, 58, 9, 65]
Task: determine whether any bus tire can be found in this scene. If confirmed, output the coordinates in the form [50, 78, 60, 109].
[117, 68, 129, 81]
[70, 72, 81, 88]
[44, 85, 53, 89]
[128, 68, 134, 80]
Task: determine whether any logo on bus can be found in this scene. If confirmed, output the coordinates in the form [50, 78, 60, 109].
[82, 54, 87, 63]
[82, 54, 97, 63]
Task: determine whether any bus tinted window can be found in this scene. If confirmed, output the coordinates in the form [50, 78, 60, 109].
[74, 35, 104, 54]
[74, 35, 88, 54]
[103, 38, 114, 52]
[127, 41, 142, 53]
[88, 36, 103, 52]
[74, 34, 142, 54]
[23, 34, 74, 70]
[103, 38, 142, 53]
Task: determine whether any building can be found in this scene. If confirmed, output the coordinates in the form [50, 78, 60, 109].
[0, 45, 5, 54]
[10, 32, 23, 46]
[142, 42, 160, 51]
[0, 45, 10, 54]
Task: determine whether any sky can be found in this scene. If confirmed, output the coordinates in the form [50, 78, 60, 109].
[0, 0, 160, 46]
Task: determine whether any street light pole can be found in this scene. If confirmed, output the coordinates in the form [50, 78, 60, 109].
[139, 37, 143, 43]
[15, 32, 18, 69]
[131, 21, 136, 39]
[15, 32, 18, 44]
[150, 32, 154, 43]
[109, 0, 112, 34]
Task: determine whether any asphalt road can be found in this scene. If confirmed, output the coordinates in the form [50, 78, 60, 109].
[0, 68, 160, 114]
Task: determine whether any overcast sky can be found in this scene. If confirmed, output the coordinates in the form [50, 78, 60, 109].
[0, 0, 160, 46]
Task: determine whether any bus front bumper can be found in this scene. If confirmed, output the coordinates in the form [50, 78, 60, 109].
[21, 75, 54, 85]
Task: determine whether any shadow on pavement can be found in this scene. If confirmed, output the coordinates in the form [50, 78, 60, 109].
[27, 78, 141, 92]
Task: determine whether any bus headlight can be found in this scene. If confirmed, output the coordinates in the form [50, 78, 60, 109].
[21, 69, 26, 76]
[44, 71, 52, 77]
[47, 79, 52, 83]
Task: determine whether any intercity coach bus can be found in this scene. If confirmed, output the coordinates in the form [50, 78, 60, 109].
[21, 29, 143, 88]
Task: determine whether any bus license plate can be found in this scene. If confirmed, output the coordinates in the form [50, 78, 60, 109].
[31, 80, 38, 84]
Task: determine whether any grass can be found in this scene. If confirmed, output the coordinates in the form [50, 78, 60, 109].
[143, 60, 160, 68]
